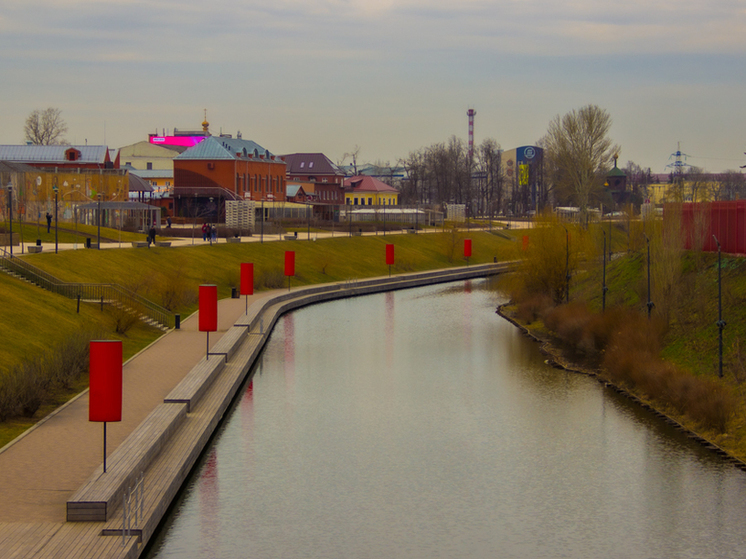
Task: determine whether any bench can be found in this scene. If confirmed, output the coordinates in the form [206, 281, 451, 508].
[226, 237, 241, 243]
[207, 326, 248, 362]
[163, 356, 226, 413]
[131, 241, 148, 248]
[284, 233, 298, 240]
[27, 245, 42, 253]
[66, 403, 187, 522]
[155, 241, 171, 247]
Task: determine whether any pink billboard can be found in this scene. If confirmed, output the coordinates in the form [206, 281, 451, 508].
[148, 135, 207, 148]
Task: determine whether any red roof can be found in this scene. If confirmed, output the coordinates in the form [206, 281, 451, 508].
[344, 175, 398, 193]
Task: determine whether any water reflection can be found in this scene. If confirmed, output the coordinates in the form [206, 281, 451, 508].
[146, 280, 746, 559]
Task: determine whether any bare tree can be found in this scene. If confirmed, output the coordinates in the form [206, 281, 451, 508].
[475, 139, 503, 217]
[400, 150, 426, 204]
[340, 145, 361, 175]
[24, 108, 68, 145]
[711, 171, 746, 201]
[542, 105, 619, 217]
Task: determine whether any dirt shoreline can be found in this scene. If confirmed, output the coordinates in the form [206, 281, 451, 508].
[496, 304, 746, 472]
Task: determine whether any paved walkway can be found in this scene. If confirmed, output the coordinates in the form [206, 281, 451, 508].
[0, 290, 279, 523]
[15, 221, 523, 253]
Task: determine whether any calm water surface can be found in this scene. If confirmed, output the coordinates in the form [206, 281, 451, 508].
[146, 281, 746, 558]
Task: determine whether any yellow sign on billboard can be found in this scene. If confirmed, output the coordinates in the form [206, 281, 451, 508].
[519, 164, 529, 186]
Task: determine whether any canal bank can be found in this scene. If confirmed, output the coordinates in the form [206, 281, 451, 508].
[496, 304, 746, 473]
[0, 264, 508, 559]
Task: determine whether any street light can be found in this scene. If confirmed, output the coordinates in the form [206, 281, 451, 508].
[383, 200, 386, 237]
[602, 230, 608, 312]
[209, 197, 214, 244]
[564, 226, 570, 304]
[53, 180, 59, 254]
[644, 233, 654, 319]
[714, 235, 726, 378]
[97, 193, 102, 250]
[7, 182, 13, 256]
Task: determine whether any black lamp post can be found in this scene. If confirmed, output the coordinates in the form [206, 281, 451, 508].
[97, 193, 102, 250]
[644, 233, 653, 319]
[714, 235, 726, 378]
[208, 197, 214, 244]
[307, 202, 311, 240]
[7, 182, 13, 257]
[602, 230, 608, 312]
[53, 180, 59, 254]
[383, 201, 386, 236]
[564, 226, 570, 304]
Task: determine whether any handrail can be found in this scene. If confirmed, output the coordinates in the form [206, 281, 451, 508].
[0, 249, 175, 329]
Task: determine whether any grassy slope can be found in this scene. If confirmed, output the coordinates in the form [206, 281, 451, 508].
[0, 229, 515, 447]
[566, 234, 746, 456]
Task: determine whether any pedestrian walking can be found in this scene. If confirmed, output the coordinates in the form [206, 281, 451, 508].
[46, 212, 52, 233]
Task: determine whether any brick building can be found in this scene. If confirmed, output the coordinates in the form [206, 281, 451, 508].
[283, 153, 345, 220]
[171, 135, 286, 221]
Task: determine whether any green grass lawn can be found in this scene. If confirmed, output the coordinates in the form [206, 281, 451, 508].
[0, 229, 517, 447]
[4, 221, 147, 246]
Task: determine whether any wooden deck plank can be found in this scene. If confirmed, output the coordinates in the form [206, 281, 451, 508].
[0, 523, 60, 559]
[207, 325, 248, 361]
[163, 357, 225, 412]
[67, 404, 187, 522]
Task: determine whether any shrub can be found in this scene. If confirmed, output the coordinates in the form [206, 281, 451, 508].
[155, 268, 193, 311]
[603, 317, 734, 433]
[256, 266, 285, 289]
[0, 328, 98, 422]
[515, 293, 553, 324]
[46, 329, 91, 390]
[108, 303, 140, 335]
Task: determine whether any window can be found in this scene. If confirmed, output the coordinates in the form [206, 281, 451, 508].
[309, 162, 314, 168]
[354, 198, 358, 205]
[165, 181, 171, 187]
[147, 162, 153, 170]
[368, 198, 373, 205]
[300, 162, 305, 168]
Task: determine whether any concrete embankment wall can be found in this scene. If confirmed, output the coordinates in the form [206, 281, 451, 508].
[66, 264, 510, 557]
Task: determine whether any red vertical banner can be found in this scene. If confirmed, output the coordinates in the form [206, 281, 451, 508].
[240, 263, 254, 295]
[522, 235, 529, 251]
[464, 238, 472, 258]
[89, 340, 123, 422]
[386, 244, 395, 266]
[199, 284, 218, 332]
[285, 251, 295, 277]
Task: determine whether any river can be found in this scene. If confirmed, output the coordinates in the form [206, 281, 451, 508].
[145, 280, 746, 558]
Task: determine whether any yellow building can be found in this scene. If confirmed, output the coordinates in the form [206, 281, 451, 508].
[1, 167, 128, 225]
[344, 175, 399, 206]
[646, 179, 719, 205]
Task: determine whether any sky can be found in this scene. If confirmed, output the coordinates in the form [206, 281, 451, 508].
[1, 0, 745, 173]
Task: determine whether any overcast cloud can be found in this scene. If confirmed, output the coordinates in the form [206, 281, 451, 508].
[1, 0, 744, 171]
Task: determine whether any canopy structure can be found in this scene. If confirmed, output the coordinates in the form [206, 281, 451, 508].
[76, 200, 161, 231]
